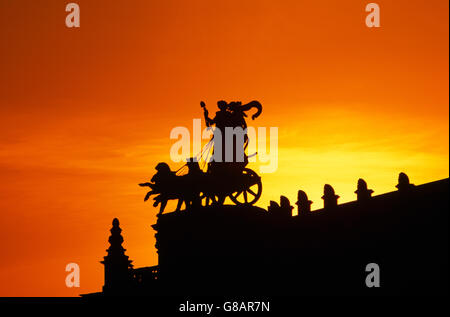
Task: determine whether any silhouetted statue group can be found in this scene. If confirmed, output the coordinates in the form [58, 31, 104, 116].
[139, 99, 418, 217]
[140, 100, 263, 214]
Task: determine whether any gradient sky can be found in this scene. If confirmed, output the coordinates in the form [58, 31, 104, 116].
[0, 0, 448, 296]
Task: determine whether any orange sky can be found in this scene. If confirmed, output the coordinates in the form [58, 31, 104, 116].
[0, 0, 448, 296]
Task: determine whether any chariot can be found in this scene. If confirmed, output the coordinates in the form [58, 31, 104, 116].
[177, 140, 262, 206]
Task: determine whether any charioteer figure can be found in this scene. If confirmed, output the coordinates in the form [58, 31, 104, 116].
[201, 100, 262, 166]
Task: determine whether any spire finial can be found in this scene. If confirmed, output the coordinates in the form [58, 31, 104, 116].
[101, 218, 133, 293]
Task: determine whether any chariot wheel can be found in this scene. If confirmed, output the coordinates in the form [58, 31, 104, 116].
[229, 168, 262, 205]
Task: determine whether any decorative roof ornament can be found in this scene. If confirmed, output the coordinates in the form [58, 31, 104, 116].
[322, 184, 339, 209]
[355, 178, 374, 202]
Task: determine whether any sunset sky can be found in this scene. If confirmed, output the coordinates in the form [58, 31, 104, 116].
[0, 0, 448, 296]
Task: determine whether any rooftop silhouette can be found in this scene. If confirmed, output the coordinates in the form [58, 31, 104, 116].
[82, 101, 449, 297]
[83, 172, 449, 296]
